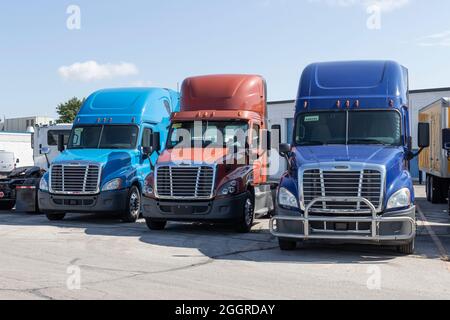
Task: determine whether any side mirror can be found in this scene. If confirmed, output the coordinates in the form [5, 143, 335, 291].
[445, 143, 450, 151]
[41, 147, 51, 155]
[271, 125, 282, 151]
[57, 134, 65, 152]
[418, 123, 430, 149]
[279, 143, 292, 171]
[261, 129, 271, 152]
[142, 146, 152, 160]
[279, 143, 291, 156]
[443, 129, 450, 150]
[150, 132, 161, 154]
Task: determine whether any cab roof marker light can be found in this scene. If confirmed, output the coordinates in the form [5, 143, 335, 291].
[345, 100, 351, 109]
[389, 99, 394, 107]
[336, 100, 341, 108]
[355, 100, 360, 108]
[303, 101, 308, 109]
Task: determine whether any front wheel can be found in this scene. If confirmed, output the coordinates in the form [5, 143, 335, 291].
[429, 175, 445, 204]
[236, 193, 255, 233]
[121, 186, 141, 223]
[46, 213, 66, 221]
[397, 240, 415, 255]
[0, 201, 15, 211]
[145, 218, 167, 231]
[278, 239, 297, 251]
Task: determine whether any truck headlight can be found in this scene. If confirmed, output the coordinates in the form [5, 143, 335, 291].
[143, 178, 154, 196]
[219, 180, 239, 196]
[102, 178, 122, 192]
[387, 188, 411, 210]
[39, 178, 49, 192]
[278, 187, 299, 209]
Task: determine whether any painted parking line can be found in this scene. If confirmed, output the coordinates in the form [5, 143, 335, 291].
[416, 204, 450, 269]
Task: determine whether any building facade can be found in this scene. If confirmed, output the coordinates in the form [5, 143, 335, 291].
[0, 116, 55, 133]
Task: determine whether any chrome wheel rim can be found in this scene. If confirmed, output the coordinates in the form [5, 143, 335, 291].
[130, 191, 140, 216]
[244, 198, 254, 226]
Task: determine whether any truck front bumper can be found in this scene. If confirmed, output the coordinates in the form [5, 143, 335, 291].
[270, 197, 416, 245]
[38, 189, 129, 214]
[142, 193, 247, 223]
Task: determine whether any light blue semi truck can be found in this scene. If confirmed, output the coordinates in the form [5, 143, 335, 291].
[38, 88, 179, 222]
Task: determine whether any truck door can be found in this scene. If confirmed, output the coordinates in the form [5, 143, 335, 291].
[431, 112, 441, 174]
[250, 122, 267, 185]
[138, 125, 154, 185]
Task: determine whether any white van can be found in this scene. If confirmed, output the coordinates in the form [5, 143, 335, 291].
[0, 151, 15, 175]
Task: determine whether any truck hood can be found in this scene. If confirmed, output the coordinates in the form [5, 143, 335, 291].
[53, 149, 134, 169]
[158, 148, 229, 165]
[294, 145, 405, 169]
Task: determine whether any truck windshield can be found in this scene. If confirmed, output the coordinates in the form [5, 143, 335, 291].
[167, 121, 249, 149]
[295, 110, 402, 146]
[68, 125, 139, 150]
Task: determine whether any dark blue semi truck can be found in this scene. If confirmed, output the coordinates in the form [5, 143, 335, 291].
[270, 61, 430, 254]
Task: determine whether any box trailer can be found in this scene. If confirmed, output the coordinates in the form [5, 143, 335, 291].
[418, 98, 450, 205]
[0, 132, 34, 169]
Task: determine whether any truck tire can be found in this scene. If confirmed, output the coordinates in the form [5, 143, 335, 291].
[448, 190, 450, 216]
[46, 213, 66, 221]
[145, 218, 167, 231]
[426, 176, 431, 202]
[397, 240, 415, 255]
[429, 175, 444, 204]
[0, 201, 15, 211]
[236, 192, 255, 233]
[279, 239, 297, 251]
[121, 186, 141, 223]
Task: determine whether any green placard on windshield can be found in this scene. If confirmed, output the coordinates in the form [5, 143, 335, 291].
[304, 116, 319, 122]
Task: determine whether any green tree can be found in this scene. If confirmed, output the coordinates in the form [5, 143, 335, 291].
[56, 97, 85, 123]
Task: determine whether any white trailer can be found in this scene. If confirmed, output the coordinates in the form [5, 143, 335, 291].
[0, 132, 34, 169]
[32, 124, 72, 170]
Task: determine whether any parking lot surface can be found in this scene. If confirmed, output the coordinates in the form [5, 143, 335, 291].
[0, 186, 449, 300]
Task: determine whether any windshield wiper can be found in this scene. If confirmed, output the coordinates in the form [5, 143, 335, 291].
[297, 141, 325, 146]
[348, 139, 390, 146]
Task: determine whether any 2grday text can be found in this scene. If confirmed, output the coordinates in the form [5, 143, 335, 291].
[175, 304, 276, 318]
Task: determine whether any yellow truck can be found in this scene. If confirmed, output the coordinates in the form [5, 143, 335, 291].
[419, 98, 450, 206]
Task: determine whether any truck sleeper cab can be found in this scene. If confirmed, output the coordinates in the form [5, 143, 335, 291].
[38, 88, 180, 222]
[270, 61, 429, 254]
[142, 75, 274, 233]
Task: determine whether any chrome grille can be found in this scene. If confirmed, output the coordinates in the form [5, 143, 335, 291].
[50, 164, 100, 194]
[303, 169, 382, 213]
[156, 166, 215, 199]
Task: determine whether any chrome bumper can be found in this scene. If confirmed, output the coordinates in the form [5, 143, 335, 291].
[270, 197, 416, 242]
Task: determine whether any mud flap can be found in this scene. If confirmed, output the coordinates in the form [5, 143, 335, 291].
[16, 186, 38, 213]
[254, 184, 274, 217]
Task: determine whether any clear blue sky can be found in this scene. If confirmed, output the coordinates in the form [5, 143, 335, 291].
[0, 0, 449, 118]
